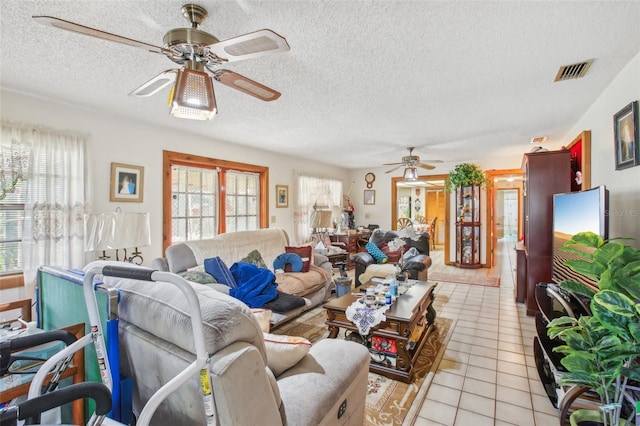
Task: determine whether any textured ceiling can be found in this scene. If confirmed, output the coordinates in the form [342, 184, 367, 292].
[2, 1, 639, 170]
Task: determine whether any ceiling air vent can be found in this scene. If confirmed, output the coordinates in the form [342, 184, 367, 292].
[531, 136, 548, 144]
[554, 59, 594, 82]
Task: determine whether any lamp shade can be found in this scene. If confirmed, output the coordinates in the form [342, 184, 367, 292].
[403, 167, 419, 180]
[85, 212, 150, 252]
[170, 68, 217, 121]
[310, 210, 333, 228]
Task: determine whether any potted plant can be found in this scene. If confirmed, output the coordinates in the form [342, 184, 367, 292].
[444, 163, 490, 192]
[547, 232, 640, 426]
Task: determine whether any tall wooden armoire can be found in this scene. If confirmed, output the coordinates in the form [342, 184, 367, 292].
[521, 150, 571, 316]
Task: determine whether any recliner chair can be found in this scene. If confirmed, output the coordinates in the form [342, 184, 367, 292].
[106, 273, 370, 426]
[351, 229, 432, 287]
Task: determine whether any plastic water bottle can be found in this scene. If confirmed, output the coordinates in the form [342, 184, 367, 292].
[390, 281, 398, 299]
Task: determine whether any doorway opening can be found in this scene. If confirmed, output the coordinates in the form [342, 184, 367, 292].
[496, 189, 518, 240]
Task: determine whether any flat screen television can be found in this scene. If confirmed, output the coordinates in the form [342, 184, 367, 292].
[551, 185, 609, 288]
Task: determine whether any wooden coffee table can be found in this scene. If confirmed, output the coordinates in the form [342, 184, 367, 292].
[323, 280, 437, 383]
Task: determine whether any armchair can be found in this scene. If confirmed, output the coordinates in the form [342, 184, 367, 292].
[350, 229, 432, 287]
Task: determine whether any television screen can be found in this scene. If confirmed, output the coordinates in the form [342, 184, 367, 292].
[552, 185, 609, 288]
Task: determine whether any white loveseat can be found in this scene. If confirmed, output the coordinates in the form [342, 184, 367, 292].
[151, 228, 334, 326]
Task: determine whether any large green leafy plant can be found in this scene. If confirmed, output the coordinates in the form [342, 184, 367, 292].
[547, 232, 640, 425]
[444, 163, 490, 192]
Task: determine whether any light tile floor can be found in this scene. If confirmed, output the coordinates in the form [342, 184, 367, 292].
[410, 239, 558, 426]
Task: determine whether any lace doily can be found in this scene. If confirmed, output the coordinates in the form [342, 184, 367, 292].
[345, 301, 389, 335]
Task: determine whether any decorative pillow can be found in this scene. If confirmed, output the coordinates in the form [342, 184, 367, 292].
[241, 249, 267, 269]
[366, 241, 388, 264]
[273, 253, 304, 273]
[285, 246, 312, 272]
[262, 332, 312, 376]
[179, 270, 217, 284]
[380, 242, 402, 263]
[251, 308, 272, 332]
[203, 257, 237, 288]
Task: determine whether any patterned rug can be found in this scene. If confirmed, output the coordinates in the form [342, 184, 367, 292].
[429, 271, 500, 287]
[271, 308, 454, 425]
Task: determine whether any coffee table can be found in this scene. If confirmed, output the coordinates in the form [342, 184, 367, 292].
[323, 280, 437, 383]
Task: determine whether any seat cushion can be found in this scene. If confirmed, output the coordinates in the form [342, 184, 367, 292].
[275, 265, 329, 297]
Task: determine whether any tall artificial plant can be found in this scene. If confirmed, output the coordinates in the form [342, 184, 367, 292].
[547, 232, 640, 426]
[444, 163, 490, 192]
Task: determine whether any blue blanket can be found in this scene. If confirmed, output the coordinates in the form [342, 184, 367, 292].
[229, 262, 278, 308]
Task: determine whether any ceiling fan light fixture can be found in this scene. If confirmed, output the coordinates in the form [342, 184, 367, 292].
[403, 167, 419, 180]
[170, 68, 217, 120]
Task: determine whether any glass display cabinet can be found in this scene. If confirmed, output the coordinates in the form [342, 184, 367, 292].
[456, 185, 481, 268]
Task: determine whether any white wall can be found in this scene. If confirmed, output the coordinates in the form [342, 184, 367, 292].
[0, 89, 351, 267]
[562, 52, 640, 245]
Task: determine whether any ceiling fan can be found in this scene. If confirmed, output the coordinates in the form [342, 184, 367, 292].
[33, 3, 290, 120]
[383, 147, 443, 177]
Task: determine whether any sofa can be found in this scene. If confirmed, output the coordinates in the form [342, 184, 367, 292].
[151, 228, 334, 327]
[350, 229, 432, 287]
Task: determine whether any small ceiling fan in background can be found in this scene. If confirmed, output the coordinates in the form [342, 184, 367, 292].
[33, 3, 290, 120]
[383, 147, 443, 179]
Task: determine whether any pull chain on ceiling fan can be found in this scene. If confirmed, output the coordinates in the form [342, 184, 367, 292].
[33, 3, 290, 121]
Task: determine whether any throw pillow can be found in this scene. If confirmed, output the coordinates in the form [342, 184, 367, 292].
[273, 253, 304, 273]
[285, 246, 312, 272]
[380, 242, 402, 263]
[366, 241, 388, 264]
[262, 332, 312, 376]
[203, 257, 237, 288]
[251, 308, 272, 333]
[179, 270, 217, 284]
[240, 249, 267, 269]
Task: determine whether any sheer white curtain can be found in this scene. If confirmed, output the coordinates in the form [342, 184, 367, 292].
[293, 171, 342, 244]
[21, 125, 88, 299]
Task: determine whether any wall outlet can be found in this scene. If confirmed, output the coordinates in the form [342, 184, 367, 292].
[365, 213, 371, 219]
[271, 215, 276, 224]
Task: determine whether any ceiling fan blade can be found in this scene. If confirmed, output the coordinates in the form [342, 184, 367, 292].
[33, 16, 169, 55]
[417, 163, 436, 171]
[207, 29, 290, 62]
[213, 70, 281, 101]
[382, 162, 403, 166]
[385, 165, 404, 174]
[129, 70, 177, 97]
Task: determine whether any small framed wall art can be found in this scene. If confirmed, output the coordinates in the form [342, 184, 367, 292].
[110, 162, 144, 202]
[614, 100, 638, 170]
[364, 189, 375, 205]
[276, 184, 289, 208]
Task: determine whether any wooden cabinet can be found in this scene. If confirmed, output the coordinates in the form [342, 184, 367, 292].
[455, 185, 481, 268]
[521, 150, 571, 315]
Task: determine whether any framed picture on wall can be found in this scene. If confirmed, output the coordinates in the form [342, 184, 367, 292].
[614, 100, 639, 170]
[364, 190, 375, 205]
[110, 162, 144, 202]
[276, 184, 289, 208]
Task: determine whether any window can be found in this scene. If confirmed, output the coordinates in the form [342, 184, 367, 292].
[294, 173, 342, 243]
[171, 165, 218, 242]
[225, 171, 260, 232]
[163, 151, 268, 251]
[0, 180, 26, 276]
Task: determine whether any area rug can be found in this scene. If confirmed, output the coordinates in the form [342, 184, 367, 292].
[272, 308, 454, 425]
[429, 271, 500, 287]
